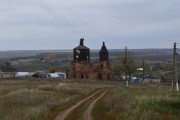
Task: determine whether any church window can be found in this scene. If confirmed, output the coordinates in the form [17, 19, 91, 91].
[76, 50, 80, 54]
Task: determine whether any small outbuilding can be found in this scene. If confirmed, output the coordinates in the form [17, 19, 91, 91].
[16, 72, 30, 78]
[48, 73, 66, 79]
[131, 77, 141, 82]
[49, 73, 60, 78]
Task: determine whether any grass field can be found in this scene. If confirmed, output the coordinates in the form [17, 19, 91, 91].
[93, 83, 180, 120]
[0, 79, 180, 120]
[0, 79, 111, 120]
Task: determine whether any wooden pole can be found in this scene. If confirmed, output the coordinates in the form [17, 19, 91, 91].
[175, 43, 179, 91]
[172, 43, 175, 92]
[143, 59, 145, 81]
[175, 56, 179, 91]
[125, 46, 128, 87]
[173, 43, 179, 91]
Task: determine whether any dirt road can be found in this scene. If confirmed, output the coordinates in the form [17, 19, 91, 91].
[84, 90, 108, 120]
[54, 89, 107, 120]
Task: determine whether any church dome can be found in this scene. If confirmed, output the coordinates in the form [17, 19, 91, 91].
[74, 38, 89, 50]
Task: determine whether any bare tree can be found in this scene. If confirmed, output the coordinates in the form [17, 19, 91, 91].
[120, 47, 137, 86]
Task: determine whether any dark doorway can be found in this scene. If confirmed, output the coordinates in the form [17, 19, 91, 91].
[81, 75, 84, 79]
[98, 74, 102, 80]
[108, 74, 110, 80]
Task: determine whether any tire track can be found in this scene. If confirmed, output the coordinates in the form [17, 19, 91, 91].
[54, 89, 104, 120]
[84, 90, 108, 120]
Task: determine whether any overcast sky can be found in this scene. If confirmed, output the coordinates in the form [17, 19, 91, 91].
[0, 0, 180, 50]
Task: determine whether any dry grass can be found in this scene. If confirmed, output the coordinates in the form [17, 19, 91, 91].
[93, 83, 180, 120]
[2, 79, 179, 120]
[0, 79, 110, 120]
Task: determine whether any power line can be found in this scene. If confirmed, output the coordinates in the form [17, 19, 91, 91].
[34, 0, 100, 48]
[34, 0, 82, 37]
[58, 0, 104, 46]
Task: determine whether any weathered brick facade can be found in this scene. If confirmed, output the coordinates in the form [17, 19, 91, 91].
[67, 38, 111, 80]
[97, 61, 111, 80]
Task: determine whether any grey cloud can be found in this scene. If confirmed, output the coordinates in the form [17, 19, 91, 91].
[0, 0, 180, 50]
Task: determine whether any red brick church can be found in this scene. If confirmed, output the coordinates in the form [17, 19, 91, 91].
[66, 38, 111, 80]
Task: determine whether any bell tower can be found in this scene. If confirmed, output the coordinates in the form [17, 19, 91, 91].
[99, 42, 109, 61]
[73, 38, 90, 62]
[98, 42, 111, 80]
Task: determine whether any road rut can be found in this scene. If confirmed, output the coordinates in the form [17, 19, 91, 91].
[84, 90, 108, 120]
[54, 89, 104, 120]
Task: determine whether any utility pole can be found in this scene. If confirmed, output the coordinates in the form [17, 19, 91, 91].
[143, 59, 145, 81]
[172, 43, 179, 92]
[125, 46, 128, 87]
